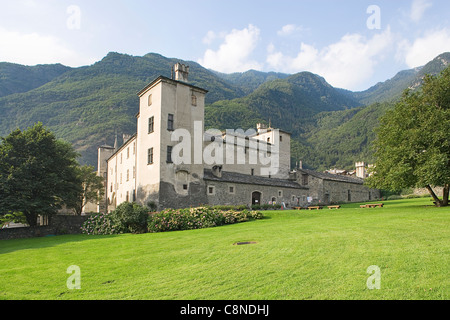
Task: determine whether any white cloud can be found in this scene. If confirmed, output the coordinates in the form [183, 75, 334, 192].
[202, 31, 217, 45]
[277, 24, 304, 37]
[266, 28, 394, 90]
[398, 28, 450, 68]
[410, 0, 433, 22]
[0, 27, 94, 66]
[198, 24, 262, 73]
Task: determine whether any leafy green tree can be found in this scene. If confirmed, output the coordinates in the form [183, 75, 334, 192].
[366, 68, 450, 206]
[66, 165, 105, 215]
[0, 123, 82, 226]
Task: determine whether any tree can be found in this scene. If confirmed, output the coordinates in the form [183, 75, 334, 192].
[66, 165, 105, 215]
[0, 123, 82, 226]
[366, 68, 450, 206]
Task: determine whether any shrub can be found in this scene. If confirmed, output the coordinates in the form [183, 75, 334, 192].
[387, 195, 403, 200]
[147, 207, 263, 233]
[147, 201, 157, 212]
[110, 202, 149, 234]
[81, 212, 120, 235]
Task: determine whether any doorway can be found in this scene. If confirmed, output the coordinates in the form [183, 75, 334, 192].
[252, 191, 262, 205]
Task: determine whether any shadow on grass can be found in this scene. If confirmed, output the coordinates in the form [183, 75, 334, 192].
[0, 233, 121, 255]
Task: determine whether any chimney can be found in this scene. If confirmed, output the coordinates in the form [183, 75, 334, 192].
[174, 63, 189, 82]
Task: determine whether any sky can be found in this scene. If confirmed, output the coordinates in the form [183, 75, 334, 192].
[1, 0, 450, 91]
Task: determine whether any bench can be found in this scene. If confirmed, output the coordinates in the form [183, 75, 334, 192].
[360, 205, 367, 208]
[364, 203, 384, 208]
[307, 206, 322, 210]
[293, 207, 303, 210]
[327, 205, 341, 209]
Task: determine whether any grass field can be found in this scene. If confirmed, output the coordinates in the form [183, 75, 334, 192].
[0, 198, 448, 300]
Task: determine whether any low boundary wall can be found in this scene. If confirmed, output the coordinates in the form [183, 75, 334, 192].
[0, 215, 90, 241]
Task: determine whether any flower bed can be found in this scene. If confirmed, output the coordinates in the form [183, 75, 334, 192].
[81, 204, 264, 235]
[147, 207, 263, 233]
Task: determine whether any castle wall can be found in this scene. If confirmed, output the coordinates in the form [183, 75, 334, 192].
[204, 181, 308, 208]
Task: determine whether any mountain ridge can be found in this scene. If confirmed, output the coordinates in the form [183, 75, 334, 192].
[0, 51, 449, 170]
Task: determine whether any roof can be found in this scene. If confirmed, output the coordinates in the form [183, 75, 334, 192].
[137, 75, 209, 97]
[297, 168, 364, 185]
[106, 133, 137, 163]
[203, 169, 306, 189]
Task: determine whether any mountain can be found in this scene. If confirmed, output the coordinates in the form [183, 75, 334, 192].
[299, 52, 450, 170]
[349, 52, 450, 105]
[212, 69, 290, 95]
[0, 51, 449, 170]
[205, 71, 361, 135]
[0, 62, 71, 98]
[0, 52, 249, 166]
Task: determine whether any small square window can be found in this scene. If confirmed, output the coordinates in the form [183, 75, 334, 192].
[183, 184, 188, 190]
[208, 186, 215, 195]
[229, 186, 234, 194]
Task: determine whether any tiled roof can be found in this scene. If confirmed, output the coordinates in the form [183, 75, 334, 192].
[203, 169, 306, 189]
[298, 168, 364, 185]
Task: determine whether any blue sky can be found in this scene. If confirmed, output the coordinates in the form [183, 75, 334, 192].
[1, 0, 450, 91]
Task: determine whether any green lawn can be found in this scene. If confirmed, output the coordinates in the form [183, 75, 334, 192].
[0, 198, 448, 300]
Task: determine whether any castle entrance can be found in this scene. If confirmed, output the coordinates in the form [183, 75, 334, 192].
[252, 191, 262, 205]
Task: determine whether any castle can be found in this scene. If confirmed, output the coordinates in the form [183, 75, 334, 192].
[96, 64, 380, 212]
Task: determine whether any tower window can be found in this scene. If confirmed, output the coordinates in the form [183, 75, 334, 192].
[148, 94, 152, 106]
[191, 94, 197, 106]
[148, 116, 154, 133]
[167, 146, 173, 163]
[168, 114, 174, 131]
[148, 148, 154, 165]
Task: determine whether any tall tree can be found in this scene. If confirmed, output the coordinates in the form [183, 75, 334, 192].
[66, 165, 105, 215]
[366, 68, 450, 206]
[0, 123, 82, 226]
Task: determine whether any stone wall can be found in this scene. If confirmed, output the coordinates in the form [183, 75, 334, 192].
[205, 180, 308, 208]
[0, 215, 89, 241]
[323, 180, 381, 204]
